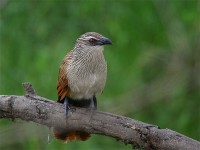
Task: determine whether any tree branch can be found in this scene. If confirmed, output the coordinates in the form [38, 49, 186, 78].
[0, 83, 199, 150]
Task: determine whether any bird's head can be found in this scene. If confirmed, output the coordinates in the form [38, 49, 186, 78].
[76, 32, 112, 46]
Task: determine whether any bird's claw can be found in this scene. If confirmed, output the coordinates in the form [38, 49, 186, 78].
[64, 97, 70, 118]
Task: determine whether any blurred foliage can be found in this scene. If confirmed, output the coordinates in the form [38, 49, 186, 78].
[0, 0, 200, 149]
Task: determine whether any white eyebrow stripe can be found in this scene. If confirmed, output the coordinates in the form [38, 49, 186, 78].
[79, 36, 98, 40]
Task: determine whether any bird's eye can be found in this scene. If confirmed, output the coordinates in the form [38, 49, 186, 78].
[89, 38, 97, 43]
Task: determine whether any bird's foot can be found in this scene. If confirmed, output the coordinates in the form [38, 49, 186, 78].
[88, 96, 97, 121]
[64, 97, 70, 118]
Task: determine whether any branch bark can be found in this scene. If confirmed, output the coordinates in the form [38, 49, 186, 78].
[0, 83, 199, 150]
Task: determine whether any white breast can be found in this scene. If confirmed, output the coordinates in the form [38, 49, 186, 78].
[67, 46, 107, 100]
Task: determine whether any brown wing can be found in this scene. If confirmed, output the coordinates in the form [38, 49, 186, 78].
[57, 54, 71, 103]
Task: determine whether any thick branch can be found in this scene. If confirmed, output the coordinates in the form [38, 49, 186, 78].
[0, 83, 199, 150]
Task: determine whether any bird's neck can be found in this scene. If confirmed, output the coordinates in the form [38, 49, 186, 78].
[72, 44, 104, 61]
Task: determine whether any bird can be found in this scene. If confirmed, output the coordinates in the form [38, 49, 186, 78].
[53, 32, 112, 142]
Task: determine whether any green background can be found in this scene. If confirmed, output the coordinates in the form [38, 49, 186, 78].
[0, 0, 199, 149]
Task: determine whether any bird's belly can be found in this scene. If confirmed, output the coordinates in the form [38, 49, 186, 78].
[69, 74, 106, 100]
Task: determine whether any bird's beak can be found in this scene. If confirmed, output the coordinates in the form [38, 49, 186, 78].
[97, 37, 112, 45]
[101, 37, 112, 45]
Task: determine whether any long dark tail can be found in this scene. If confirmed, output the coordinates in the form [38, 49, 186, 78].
[53, 96, 96, 142]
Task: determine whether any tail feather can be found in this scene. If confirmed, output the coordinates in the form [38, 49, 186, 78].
[53, 128, 90, 142]
[53, 96, 95, 142]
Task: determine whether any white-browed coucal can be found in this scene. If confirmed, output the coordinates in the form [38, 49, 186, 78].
[53, 32, 112, 142]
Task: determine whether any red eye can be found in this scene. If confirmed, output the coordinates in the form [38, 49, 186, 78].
[89, 38, 97, 43]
